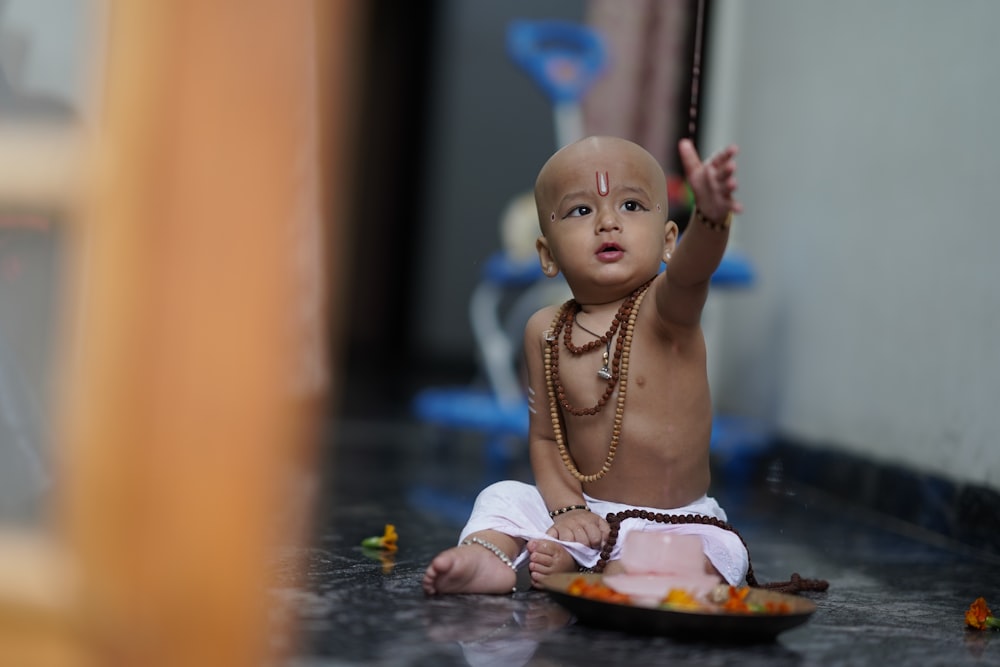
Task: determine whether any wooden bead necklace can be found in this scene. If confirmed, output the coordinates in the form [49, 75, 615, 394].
[547, 278, 652, 417]
[564, 310, 621, 355]
[572, 313, 614, 380]
[543, 278, 653, 482]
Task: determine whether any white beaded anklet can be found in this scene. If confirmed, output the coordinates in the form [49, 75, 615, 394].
[460, 536, 518, 593]
[461, 537, 517, 571]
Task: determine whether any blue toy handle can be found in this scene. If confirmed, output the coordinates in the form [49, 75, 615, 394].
[506, 20, 606, 105]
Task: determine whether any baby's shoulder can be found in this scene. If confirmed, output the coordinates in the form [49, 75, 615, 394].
[523, 303, 564, 344]
[526, 302, 567, 330]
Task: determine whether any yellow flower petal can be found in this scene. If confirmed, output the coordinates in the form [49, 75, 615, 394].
[381, 524, 398, 551]
[662, 588, 702, 610]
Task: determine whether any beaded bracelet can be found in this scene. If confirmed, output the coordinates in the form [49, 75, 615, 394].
[549, 504, 589, 518]
[692, 207, 733, 232]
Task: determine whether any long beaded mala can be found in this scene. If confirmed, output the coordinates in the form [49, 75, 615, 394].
[591, 510, 829, 594]
[541, 277, 828, 592]
[687, 0, 705, 140]
[549, 278, 651, 417]
[543, 278, 653, 482]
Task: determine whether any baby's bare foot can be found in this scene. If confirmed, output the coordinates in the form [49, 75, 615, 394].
[526, 539, 578, 588]
[422, 541, 518, 595]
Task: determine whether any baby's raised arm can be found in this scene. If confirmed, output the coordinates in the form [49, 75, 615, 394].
[680, 138, 742, 223]
[654, 139, 742, 328]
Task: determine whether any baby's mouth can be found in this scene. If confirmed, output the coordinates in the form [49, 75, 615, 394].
[595, 243, 625, 262]
[597, 243, 623, 255]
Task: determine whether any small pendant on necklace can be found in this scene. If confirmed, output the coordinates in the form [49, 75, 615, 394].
[597, 350, 612, 380]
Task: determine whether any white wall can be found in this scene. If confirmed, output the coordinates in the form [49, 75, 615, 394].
[706, 0, 1000, 488]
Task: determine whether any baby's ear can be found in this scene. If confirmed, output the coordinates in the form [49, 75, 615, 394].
[663, 219, 680, 256]
[536, 236, 559, 277]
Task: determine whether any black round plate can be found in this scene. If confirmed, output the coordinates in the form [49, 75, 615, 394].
[542, 573, 816, 643]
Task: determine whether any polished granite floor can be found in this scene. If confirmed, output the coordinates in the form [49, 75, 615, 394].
[280, 417, 1000, 666]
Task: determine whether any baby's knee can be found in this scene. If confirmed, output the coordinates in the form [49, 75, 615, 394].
[473, 480, 535, 504]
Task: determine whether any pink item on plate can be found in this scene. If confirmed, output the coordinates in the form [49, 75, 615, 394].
[603, 532, 721, 605]
[621, 532, 707, 576]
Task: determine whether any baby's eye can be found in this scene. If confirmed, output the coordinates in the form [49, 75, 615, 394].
[621, 200, 648, 212]
[565, 205, 592, 218]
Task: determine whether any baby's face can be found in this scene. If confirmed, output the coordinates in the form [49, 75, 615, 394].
[535, 137, 672, 302]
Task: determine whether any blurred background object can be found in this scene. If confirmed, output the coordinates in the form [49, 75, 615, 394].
[0, 0, 359, 664]
[0, 0, 91, 525]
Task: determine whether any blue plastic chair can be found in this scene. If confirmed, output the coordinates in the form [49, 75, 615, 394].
[507, 19, 606, 147]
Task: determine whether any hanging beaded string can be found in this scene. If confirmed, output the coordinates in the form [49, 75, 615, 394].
[592, 510, 757, 582]
[553, 293, 634, 415]
[564, 310, 621, 356]
[544, 280, 652, 482]
[573, 313, 614, 379]
[548, 277, 653, 417]
[688, 0, 705, 139]
[591, 510, 829, 594]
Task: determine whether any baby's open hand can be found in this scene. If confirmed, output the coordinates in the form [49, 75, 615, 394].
[545, 509, 609, 548]
[678, 138, 743, 223]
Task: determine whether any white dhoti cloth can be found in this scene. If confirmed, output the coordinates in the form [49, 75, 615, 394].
[458, 480, 749, 586]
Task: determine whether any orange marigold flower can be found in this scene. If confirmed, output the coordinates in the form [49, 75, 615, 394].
[566, 577, 631, 604]
[361, 523, 399, 552]
[662, 588, 702, 610]
[764, 601, 792, 614]
[965, 597, 1000, 631]
[722, 586, 752, 613]
[380, 524, 399, 551]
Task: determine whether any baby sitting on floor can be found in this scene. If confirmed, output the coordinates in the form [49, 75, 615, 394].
[423, 135, 746, 595]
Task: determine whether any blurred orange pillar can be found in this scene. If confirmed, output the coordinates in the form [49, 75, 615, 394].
[53, 2, 358, 665]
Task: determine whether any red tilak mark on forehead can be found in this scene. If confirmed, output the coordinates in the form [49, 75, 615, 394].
[596, 171, 609, 196]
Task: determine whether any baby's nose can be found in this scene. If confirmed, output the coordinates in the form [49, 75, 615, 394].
[597, 212, 621, 232]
